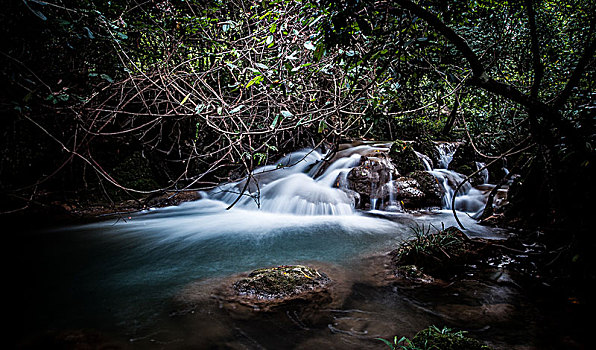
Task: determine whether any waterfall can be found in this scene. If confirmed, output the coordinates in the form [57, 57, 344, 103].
[370, 198, 378, 210]
[427, 141, 489, 214]
[388, 172, 395, 204]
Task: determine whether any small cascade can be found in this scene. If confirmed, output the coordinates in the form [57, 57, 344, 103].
[209, 146, 386, 216]
[416, 141, 486, 214]
[370, 198, 378, 210]
[415, 151, 433, 171]
[475, 161, 489, 184]
[384, 172, 403, 212]
[435, 142, 459, 169]
[388, 173, 395, 204]
[429, 167, 487, 215]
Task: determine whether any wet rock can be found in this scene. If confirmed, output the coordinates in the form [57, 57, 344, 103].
[233, 265, 331, 299]
[389, 140, 425, 175]
[389, 226, 475, 278]
[392, 177, 425, 203]
[394, 264, 435, 284]
[413, 136, 441, 167]
[225, 265, 333, 312]
[347, 154, 397, 207]
[448, 142, 485, 186]
[378, 175, 442, 209]
[339, 188, 361, 208]
[408, 170, 445, 207]
[144, 190, 202, 208]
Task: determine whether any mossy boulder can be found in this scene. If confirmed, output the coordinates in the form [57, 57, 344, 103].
[390, 226, 476, 278]
[447, 142, 484, 185]
[233, 265, 331, 300]
[408, 170, 445, 207]
[412, 326, 492, 350]
[413, 135, 441, 168]
[389, 140, 424, 175]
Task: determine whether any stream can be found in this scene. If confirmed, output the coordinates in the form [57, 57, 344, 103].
[9, 143, 562, 349]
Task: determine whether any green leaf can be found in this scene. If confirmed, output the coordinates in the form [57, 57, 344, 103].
[270, 115, 279, 129]
[259, 11, 271, 20]
[245, 75, 263, 88]
[280, 110, 293, 118]
[265, 35, 274, 46]
[181, 93, 191, 105]
[318, 120, 326, 133]
[229, 105, 245, 114]
[314, 43, 325, 62]
[100, 74, 113, 83]
[375, 338, 394, 349]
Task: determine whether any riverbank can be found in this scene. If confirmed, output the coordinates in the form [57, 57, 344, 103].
[0, 190, 203, 229]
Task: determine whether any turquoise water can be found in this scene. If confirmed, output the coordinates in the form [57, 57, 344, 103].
[11, 198, 504, 344]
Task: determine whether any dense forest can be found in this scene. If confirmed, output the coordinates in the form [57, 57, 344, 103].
[2, 0, 595, 348]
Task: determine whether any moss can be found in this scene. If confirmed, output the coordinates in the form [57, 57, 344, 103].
[413, 135, 441, 167]
[233, 265, 330, 299]
[412, 326, 492, 350]
[389, 140, 424, 175]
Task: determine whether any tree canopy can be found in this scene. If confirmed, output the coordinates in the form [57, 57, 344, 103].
[1, 0, 594, 230]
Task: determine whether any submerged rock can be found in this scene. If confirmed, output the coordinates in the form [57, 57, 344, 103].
[222, 265, 334, 313]
[233, 265, 331, 299]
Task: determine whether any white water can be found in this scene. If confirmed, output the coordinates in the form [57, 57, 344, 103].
[208, 143, 488, 216]
[210, 147, 373, 215]
[427, 142, 488, 215]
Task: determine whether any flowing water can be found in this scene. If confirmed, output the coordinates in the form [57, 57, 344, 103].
[11, 143, 532, 349]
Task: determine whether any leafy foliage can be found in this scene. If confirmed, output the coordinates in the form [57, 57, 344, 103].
[0, 0, 594, 229]
[378, 325, 492, 350]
